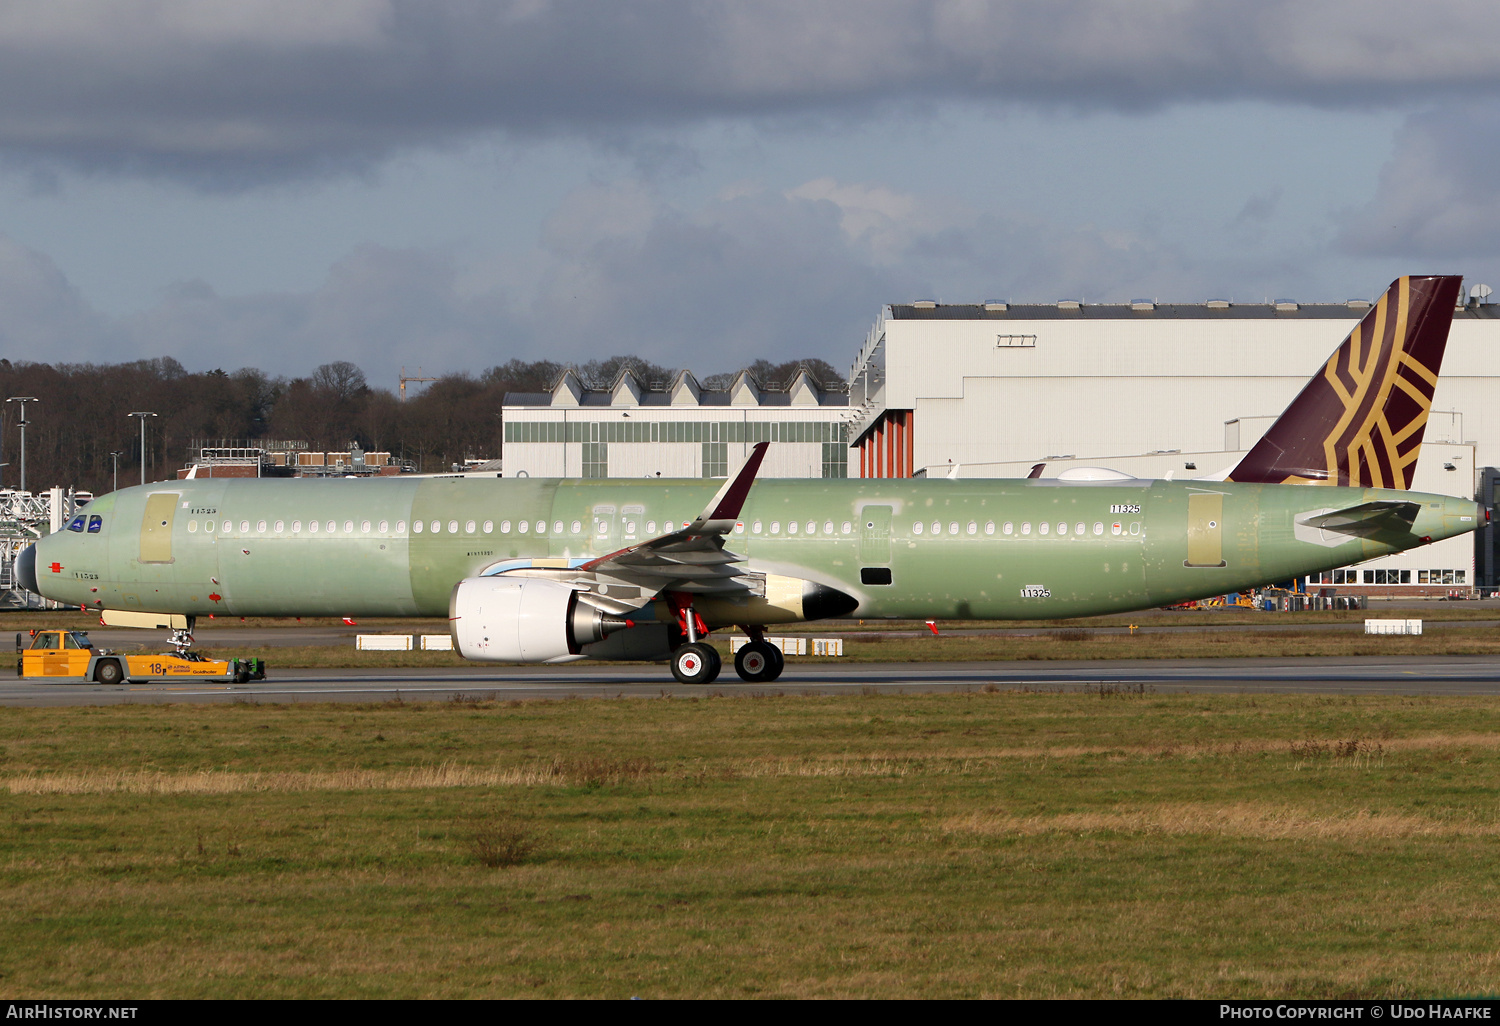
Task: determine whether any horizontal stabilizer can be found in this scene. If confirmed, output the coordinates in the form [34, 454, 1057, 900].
[1298, 500, 1420, 537]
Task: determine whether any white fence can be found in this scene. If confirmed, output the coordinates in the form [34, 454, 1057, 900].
[1364, 619, 1423, 635]
[356, 634, 453, 650]
[730, 635, 844, 656]
[356, 634, 413, 650]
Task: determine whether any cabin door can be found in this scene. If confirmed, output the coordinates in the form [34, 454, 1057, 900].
[139, 492, 179, 564]
[858, 505, 893, 565]
[1185, 492, 1227, 568]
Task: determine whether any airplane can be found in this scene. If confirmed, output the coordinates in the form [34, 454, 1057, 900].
[18, 275, 1484, 685]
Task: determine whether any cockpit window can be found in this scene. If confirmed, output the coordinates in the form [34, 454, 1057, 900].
[67, 515, 86, 533]
[87, 515, 102, 533]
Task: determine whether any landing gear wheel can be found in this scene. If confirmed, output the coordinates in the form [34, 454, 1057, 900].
[670, 642, 722, 684]
[734, 640, 779, 682]
[94, 660, 123, 686]
[764, 644, 785, 681]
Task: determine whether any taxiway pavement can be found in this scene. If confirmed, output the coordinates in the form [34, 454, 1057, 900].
[4, 656, 1500, 706]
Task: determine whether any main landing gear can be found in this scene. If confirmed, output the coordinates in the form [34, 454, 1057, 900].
[666, 593, 785, 684]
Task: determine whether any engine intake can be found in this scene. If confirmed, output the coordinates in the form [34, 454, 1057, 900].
[449, 577, 630, 663]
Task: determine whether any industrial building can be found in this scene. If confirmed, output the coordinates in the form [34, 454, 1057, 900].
[847, 293, 1500, 594]
[502, 367, 849, 480]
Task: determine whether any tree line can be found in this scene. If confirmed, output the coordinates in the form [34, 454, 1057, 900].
[0, 354, 844, 495]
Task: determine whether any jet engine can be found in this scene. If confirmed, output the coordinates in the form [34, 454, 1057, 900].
[449, 576, 630, 663]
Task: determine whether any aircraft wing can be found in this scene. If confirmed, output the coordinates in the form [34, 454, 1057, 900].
[548, 443, 771, 607]
[1298, 500, 1421, 537]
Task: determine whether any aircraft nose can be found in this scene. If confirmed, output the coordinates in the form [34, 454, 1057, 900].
[16, 543, 37, 594]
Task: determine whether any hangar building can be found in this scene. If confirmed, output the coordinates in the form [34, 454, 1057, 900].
[847, 294, 1500, 594]
[503, 367, 849, 480]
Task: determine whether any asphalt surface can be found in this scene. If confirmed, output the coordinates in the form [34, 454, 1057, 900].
[5, 656, 1500, 705]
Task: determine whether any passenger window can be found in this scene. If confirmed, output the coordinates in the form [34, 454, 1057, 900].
[984, 521, 994, 535]
[482, 520, 492, 533]
[1111, 523, 1122, 536]
[309, 521, 320, 534]
[88, 515, 103, 533]
[842, 522, 851, 534]
[67, 515, 86, 533]
[344, 521, 354, 533]
[1075, 523, 1085, 536]
[240, 521, 250, 533]
[552, 521, 562, 534]
[188, 520, 197, 534]
[514, 521, 524, 534]
[274, 520, 284, 533]
[222, 521, 231, 533]
[435, 521, 445, 534]
[807, 521, 816, 534]
[1093, 522, 1103, 536]
[396, 520, 406, 533]
[500, 520, 511, 534]
[327, 521, 337, 533]
[647, 520, 658, 534]
[1003, 522, 1013, 535]
[291, 520, 302, 533]
[752, 521, 762, 534]
[823, 521, 833, 534]
[1057, 522, 1067, 535]
[967, 522, 977, 535]
[771, 522, 781, 534]
[787, 522, 798, 534]
[448, 520, 459, 534]
[569, 521, 579, 534]
[913, 522, 924, 535]
[257, 520, 267, 533]
[1039, 522, 1049, 535]
[379, 520, 389, 533]
[362, 521, 372, 533]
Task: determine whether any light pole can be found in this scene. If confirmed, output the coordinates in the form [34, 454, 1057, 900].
[128, 412, 157, 486]
[6, 397, 38, 493]
[109, 451, 122, 494]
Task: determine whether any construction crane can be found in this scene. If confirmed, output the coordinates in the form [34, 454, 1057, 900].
[399, 367, 438, 402]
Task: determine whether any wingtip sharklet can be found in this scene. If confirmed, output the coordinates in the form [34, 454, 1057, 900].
[692, 441, 769, 532]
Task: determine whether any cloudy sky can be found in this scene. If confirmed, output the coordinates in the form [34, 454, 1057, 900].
[0, 0, 1497, 389]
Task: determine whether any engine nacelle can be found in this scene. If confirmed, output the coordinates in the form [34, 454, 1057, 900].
[449, 576, 628, 663]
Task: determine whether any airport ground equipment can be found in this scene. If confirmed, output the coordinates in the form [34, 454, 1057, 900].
[15, 628, 266, 685]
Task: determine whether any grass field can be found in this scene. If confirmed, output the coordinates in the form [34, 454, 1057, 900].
[4, 690, 1500, 998]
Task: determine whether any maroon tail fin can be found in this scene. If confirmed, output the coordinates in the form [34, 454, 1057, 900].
[1227, 275, 1462, 488]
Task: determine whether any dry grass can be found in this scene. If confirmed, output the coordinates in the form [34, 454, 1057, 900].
[4, 692, 1500, 998]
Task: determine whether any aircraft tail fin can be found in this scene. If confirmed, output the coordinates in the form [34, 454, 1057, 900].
[1227, 275, 1463, 488]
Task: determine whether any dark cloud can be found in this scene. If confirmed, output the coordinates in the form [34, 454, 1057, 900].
[4, 1, 1500, 185]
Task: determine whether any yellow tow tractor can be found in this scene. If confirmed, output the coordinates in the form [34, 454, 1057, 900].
[16, 627, 267, 685]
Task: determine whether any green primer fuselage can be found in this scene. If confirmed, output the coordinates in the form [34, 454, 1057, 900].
[32, 476, 1481, 623]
